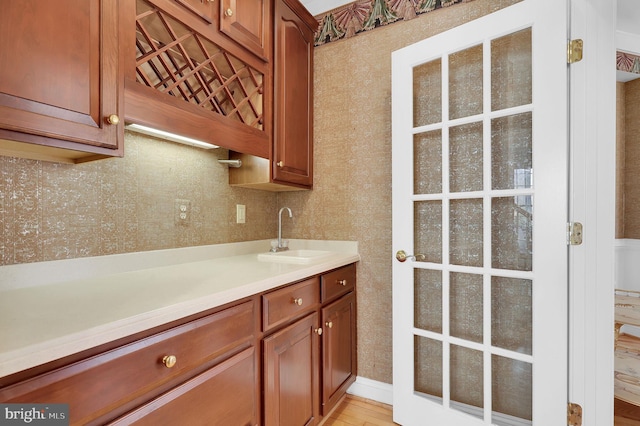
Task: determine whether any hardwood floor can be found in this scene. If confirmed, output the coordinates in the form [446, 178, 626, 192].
[323, 395, 640, 425]
[616, 398, 640, 426]
[321, 395, 397, 426]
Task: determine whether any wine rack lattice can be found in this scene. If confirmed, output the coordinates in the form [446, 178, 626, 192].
[135, 1, 264, 130]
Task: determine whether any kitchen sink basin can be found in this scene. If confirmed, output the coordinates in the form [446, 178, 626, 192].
[257, 249, 333, 264]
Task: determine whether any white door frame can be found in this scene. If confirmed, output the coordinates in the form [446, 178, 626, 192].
[569, 0, 616, 425]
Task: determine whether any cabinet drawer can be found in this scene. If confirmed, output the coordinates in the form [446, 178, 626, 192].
[321, 264, 356, 303]
[0, 300, 256, 425]
[263, 277, 319, 332]
[109, 346, 258, 426]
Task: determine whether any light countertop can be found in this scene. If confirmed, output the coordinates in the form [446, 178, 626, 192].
[0, 239, 359, 379]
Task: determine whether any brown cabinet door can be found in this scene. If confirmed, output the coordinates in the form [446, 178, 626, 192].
[272, 0, 315, 188]
[0, 0, 122, 154]
[219, 0, 269, 61]
[321, 293, 357, 415]
[264, 312, 320, 426]
[109, 346, 259, 426]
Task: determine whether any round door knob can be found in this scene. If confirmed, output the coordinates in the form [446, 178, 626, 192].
[106, 114, 120, 125]
[338, 279, 347, 286]
[292, 298, 303, 306]
[326, 321, 333, 328]
[225, 8, 233, 17]
[277, 161, 284, 168]
[315, 327, 323, 335]
[162, 355, 177, 368]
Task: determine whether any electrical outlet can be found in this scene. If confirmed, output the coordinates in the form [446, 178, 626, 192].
[236, 204, 246, 224]
[175, 199, 191, 225]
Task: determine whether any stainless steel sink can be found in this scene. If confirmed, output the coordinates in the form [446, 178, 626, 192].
[257, 249, 333, 264]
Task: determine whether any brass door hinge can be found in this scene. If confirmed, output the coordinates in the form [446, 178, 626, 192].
[568, 402, 582, 426]
[568, 39, 583, 63]
[567, 222, 583, 245]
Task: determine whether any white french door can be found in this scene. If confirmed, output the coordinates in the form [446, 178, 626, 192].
[391, 1, 569, 425]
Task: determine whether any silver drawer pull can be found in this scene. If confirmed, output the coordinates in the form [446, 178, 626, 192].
[338, 279, 347, 286]
[292, 297, 303, 306]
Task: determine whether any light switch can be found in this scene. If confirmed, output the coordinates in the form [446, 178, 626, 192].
[236, 204, 246, 224]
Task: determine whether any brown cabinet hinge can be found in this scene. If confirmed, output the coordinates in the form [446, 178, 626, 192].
[568, 402, 582, 426]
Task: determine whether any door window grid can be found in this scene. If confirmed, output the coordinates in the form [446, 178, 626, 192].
[411, 27, 534, 424]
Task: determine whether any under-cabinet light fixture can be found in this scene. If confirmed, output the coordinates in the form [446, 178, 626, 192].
[217, 159, 242, 168]
[126, 123, 219, 149]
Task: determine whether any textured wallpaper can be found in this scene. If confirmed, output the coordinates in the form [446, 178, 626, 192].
[617, 82, 626, 238]
[622, 79, 640, 238]
[0, 131, 277, 265]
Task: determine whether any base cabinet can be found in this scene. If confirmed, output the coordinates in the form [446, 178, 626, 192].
[0, 300, 258, 425]
[0, 263, 357, 426]
[262, 264, 357, 426]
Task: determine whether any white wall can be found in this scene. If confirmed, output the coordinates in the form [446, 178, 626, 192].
[615, 240, 640, 291]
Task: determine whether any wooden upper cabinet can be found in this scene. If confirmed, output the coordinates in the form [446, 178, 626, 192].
[0, 0, 124, 162]
[272, 0, 316, 188]
[220, 0, 270, 61]
[124, 0, 270, 158]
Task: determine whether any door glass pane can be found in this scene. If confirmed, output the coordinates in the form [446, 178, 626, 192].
[415, 201, 442, 263]
[492, 276, 532, 354]
[414, 59, 442, 127]
[492, 355, 532, 424]
[415, 269, 443, 333]
[451, 345, 483, 419]
[491, 112, 533, 190]
[450, 122, 483, 193]
[491, 28, 532, 112]
[450, 272, 483, 343]
[449, 44, 483, 120]
[492, 197, 532, 271]
[414, 130, 442, 194]
[415, 336, 443, 401]
[450, 199, 483, 267]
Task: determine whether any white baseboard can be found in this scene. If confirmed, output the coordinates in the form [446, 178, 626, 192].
[346, 376, 394, 406]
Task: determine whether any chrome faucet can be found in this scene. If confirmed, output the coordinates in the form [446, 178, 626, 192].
[272, 207, 292, 252]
